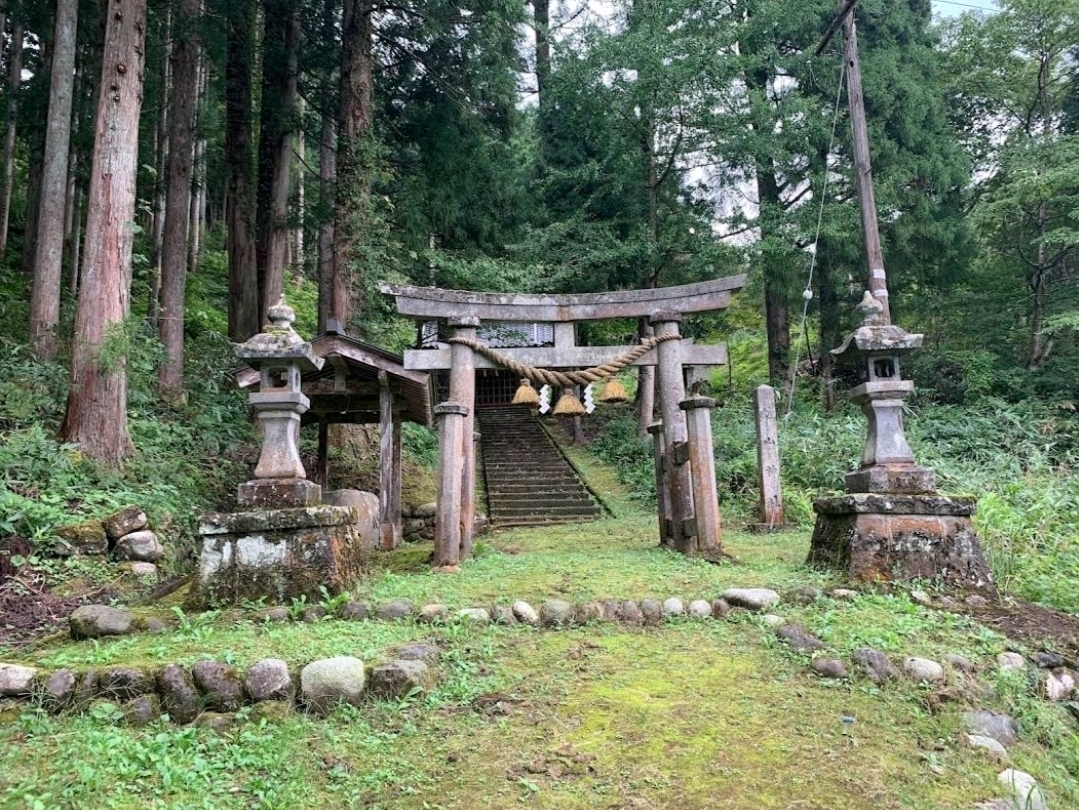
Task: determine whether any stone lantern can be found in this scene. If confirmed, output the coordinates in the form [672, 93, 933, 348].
[830, 291, 935, 495]
[233, 297, 324, 509]
[191, 297, 367, 607]
[807, 291, 994, 591]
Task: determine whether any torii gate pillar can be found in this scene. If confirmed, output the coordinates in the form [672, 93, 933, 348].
[651, 312, 698, 553]
[447, 316, 479, 558]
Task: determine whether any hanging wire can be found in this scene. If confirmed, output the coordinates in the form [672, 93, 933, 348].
[785, 56, 848, 418]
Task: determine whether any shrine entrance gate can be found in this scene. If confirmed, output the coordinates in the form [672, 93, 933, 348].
[380, 275, 746, 566]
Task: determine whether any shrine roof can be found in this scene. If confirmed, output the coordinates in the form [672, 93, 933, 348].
[234, 333, 433, 427]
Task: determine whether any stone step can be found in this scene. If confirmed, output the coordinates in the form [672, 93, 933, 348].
[491, 516, 601, 528]
[487, 465, 578, 472]
[488, 495, 596, 508]
[478, 404, 604, 525]
[488, 482, 592, 492]
[491, 505, 602, 518]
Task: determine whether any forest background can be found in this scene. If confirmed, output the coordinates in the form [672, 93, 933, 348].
[0, 0, 1078, 615]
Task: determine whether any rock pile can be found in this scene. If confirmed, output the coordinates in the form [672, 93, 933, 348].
[53, 505, 164, 576]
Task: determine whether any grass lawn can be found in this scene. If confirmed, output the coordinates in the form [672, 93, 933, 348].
[3, 503, 1078, 810]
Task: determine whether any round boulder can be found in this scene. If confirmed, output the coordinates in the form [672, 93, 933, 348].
[540, 599, 573, 628]
[511, 601, 539, 626]
[41, 669, 77, 712]
[115, 530, 164, 563]
[103, 505, 149, 541]
[157, 664, 200, 724]
[244, 658, 294, 703]
[300, 656, 366, 715]
[458, 608, 490, 624]
[369, 659, 434, 699]
[902, 657, 945, 684]
[70, 605, 134, 639]
[688, 599, 712, 618]
[0, 663, 38, 697]
[721, 588, 780, 612]
[192, 661, 244, 712]
[661, 598, 685, 619]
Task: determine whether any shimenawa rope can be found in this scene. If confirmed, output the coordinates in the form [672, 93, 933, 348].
[445, 334, 680, 388]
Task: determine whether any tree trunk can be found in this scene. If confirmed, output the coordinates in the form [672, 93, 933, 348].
[317, 110, 335, 333]
[332, 0, 373, 329]
[158, 0, 201, 401]
[188, 50, 207, 273]
[224, 0, 259, 340]
[257, 0, 299, 324]
[0, 21, 23, 254]
[29, 0, 79, 360]
[147, 5, 171, 332]
[61, 0, 147, 468]
[533, 0, 550, 154]
[67, 183, 83, 295]
[755, 162, 792, 394]
[817, 244, 841, 411]
[292, 96, 305, 281]
[1027, 202, 1052, 370]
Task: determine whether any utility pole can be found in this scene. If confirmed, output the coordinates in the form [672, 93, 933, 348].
[817, 0, 892, 325]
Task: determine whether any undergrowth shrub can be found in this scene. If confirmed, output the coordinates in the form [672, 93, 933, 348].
[0, 330, 254, 568]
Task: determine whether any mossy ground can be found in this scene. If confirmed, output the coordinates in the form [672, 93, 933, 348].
[4, 504, 1079, 809]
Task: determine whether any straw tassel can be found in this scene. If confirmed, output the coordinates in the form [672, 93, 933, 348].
[599, 376, 629, 403]
[552, 390, 586, 416]
[512, 378, 540, 407]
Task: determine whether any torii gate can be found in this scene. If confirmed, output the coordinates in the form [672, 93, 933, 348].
[380, 275, 746, 564]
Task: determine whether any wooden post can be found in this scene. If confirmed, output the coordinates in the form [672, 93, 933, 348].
[842, 12, 891, 325]
[378, 371, 395, 551]
[316, 418, 329, 488]
[680, 396, 721, 551]
[433, 401, 468, 568]
[650, 311, 696, 553]
[753, 385, 785, 526]
[647, 421, 673, 547]
[448, 316, 479, 558]
[391, 414, 403, 546]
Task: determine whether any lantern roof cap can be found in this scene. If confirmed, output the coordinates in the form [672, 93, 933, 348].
[234, 296, 324, 372]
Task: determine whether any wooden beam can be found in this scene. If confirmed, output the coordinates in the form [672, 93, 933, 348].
[815, 0, 859, 56]
[305, 395, 382, 413]
[303, 379, 394, 397]
[403, 341, 728, 372]
[317, 335, 431, 386]
[379, 276, 745, 322]
[329, 354, 349, 393]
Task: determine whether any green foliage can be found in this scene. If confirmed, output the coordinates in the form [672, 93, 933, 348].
[400, 422, 438, 468]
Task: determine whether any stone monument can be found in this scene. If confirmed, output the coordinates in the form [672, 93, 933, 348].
[189, 299, 367, 607]
[807, 293, 994, 590]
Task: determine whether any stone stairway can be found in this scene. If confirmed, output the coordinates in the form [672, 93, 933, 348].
[477, 405, 604, 527]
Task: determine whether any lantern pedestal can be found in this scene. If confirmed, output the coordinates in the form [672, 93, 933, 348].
[808, 494, 993, 589]
[191, 505, 366, 607]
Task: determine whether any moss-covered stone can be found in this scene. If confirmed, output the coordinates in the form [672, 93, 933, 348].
[55, 520, 108, 555]
[189, 507, 368, 608]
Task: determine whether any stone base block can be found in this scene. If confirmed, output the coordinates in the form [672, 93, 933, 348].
[237, 478, 321, 509]
[323, 490, 381, 551]
[190, 505, 366, 607]
[844, 464, 936, 495]
[808, 493, 994, 591]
